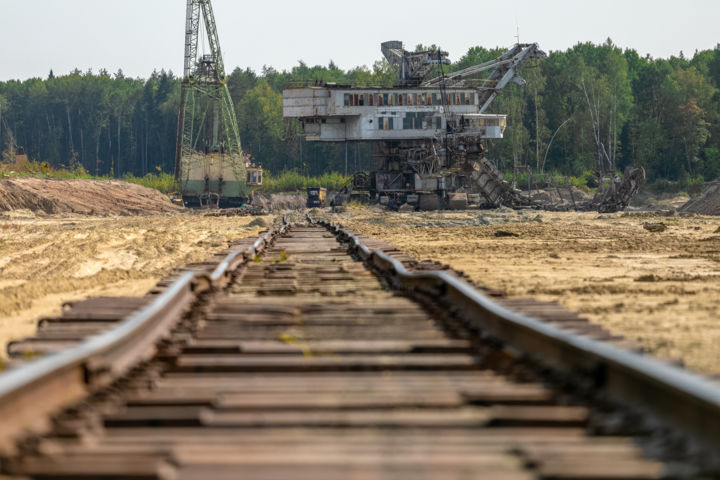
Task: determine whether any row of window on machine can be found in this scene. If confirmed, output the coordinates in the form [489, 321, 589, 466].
[377, 114, 443, 131]
[376, 113, 503, 131]
[344, 91, 476, 107]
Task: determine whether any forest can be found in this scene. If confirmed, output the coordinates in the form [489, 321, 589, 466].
[1, 39, 719, 187]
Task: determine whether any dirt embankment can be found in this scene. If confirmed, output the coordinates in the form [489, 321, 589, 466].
[0, 178, 181, 215]
[680, 180, 720, 215]
[323, 207, 720, 375]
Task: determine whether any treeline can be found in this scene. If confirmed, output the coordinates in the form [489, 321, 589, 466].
[1, 40, 719, 183]
[486, 40, 720, 184]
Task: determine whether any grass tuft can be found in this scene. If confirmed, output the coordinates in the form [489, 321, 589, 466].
[124, 172, 178, 193]
[0, 160, 103, 179]
[1, 161, 355, 196]
[259, 170, 350, 193]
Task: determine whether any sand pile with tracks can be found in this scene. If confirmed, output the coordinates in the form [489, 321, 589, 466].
[0, 178, 181, 215]
[0, 213, 275, 356]
[680, 180, 720, 215]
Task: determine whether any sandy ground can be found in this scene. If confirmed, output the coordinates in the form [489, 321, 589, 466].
[3, 196, 719, 376]
[322, 205, 720, 375]
[0, 211, 274, 357]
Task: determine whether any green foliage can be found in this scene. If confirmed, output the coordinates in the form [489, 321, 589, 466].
[568, 175, 594, 192]
[0, 69, 177, 179]
[505, 169, 597, 191]
[703, 146, 720, 179]
[504, 170, 552, 189]
[647, 174, 706, 195]
[259, 170, 350, 192]
[684, 174, 707, 195]
[0, 156, 96, 179]
[124, 172, 177, 193]
[2, 42, 720, 189]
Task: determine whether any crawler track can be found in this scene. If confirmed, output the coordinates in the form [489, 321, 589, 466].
[0, 220, 719, 478]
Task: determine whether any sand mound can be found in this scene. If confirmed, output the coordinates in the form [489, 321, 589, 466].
[0, 178, 181, 216]
[247, 217, 268, 228]
[680, 180, 720, 215]
[0, 213, 274, 356]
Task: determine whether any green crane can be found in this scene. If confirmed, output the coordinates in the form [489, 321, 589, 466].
[174, 0, 250, 207]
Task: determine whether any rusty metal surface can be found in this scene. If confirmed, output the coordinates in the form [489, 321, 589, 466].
[0, 271, 195, 456]
[0, 219, 716, 477]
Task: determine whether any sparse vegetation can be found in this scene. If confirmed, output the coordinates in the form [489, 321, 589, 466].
[0, 160, 355, 195]
[258, 170, 350, 193]
[0, 159, 100, 180]
[647, 175, 707, 196]
[506, 170, 597, 192]
[124, 172, 178, 193]
[0, 159, 184, 194]
[345, 199, 369, 211]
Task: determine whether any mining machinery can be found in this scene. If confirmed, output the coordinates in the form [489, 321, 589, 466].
[593, 167, 647, 213]
[283, 41, 546, 208]
[174, 0, 262, 208]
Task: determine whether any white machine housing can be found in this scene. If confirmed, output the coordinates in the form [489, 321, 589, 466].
[283, 86, 507, 141]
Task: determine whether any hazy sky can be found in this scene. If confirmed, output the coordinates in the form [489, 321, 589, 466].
[1, 0, 718, 81]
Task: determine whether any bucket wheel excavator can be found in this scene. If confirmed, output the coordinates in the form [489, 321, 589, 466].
[283, 41, 645, 212]
[283, 41, 545, 209]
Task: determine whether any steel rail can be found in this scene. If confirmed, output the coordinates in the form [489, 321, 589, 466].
[0, 216, 288, 455]
[210, 215, 290, 284]
[317, 218, 720, 458]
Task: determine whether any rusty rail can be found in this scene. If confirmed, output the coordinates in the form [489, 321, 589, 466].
[209, 216, 290, 285]
[0, 217, 289, 455]
[316, 218, 720, 459]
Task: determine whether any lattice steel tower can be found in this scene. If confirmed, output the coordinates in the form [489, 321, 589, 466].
[174, 0, 244, 194]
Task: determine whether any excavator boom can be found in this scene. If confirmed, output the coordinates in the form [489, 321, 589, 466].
[423, 43, 546, 113]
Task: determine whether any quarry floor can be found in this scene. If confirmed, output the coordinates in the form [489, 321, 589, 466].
[321, 206, 720, 376]
[0, 210, 274, 359]
[1, 206, 719, 378]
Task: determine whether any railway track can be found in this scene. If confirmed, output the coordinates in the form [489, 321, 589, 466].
[1, 216, 719, 479]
